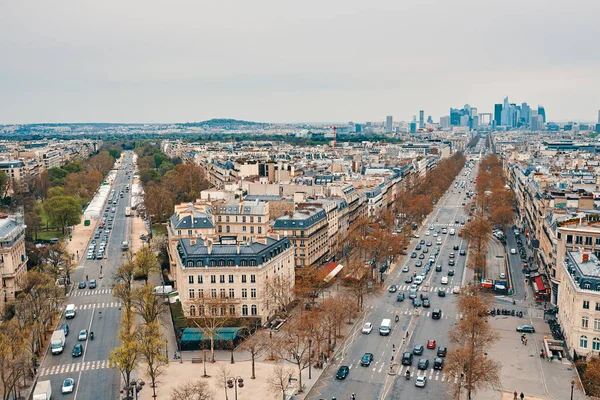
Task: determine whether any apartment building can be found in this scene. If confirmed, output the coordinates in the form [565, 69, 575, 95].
[0, 160, 25, 193]
[172, 235, 295, 324]
[0, 216, 28, 306]
[213, 200, 270, 242]
[272, 206, 329, 268]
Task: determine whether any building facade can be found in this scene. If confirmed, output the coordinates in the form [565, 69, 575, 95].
[0, 217, 28, 307]
[213, 200, 270, 242]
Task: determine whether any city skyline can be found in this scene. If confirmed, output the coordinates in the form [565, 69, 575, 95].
[1, 1, 600, 124]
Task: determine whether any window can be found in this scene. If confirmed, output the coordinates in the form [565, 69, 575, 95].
[220, 306, 226, 316]
[211, 275, 216, 284]
[188, 230, 192, 236]
[596, 237, 600, 246]
[242, 275, 247, 283]
[189, 276, 194, 284]
[594, 338, 600, 351]
[187, 261, 193, 267]
[581, 335, 588, 348]
[218, 216, 222, 222]
[583, 316, 589, 329]
[258, 227, 262, 234]
[250, 216, 254, 223]
[576, 236, 583, 245]
[251, 305, 257, 315]
[227, 259, 234, 266]
[211, 289, 217, 298]
[586, 237, 593, 246]
[567, 235, 573, 244]
[199, 289, 204, 298]
[585, 284, 591, 290]
[189, 289, 195, 299]
[229, 275, 234, 283]
[199, 305, 204, 315]
[251, 275, 256, 283]
[198, 275, 203, 284]
[584, 301, 590, 309]
[226, 216, 230, 223]
[251, 288, 257, 298]
[243, 225, 247, 232]
[242, 305, 248, 316]
[196, 261, 203, 267]
[226, 226, 230, 233]
[190, 305, 196, 316]
[258, 217, 262, 223]
[594, 319, 600, 331]
[211, 307, 217, 316]
[218, 226, 222, 233]
[229, 288, 235, 298]
[242, 216, 246, 223]
[242, 289, 248, 298]
[220, 275, 225, 283]
[250, 226, 254, 234]
[220, 288, 226, 298]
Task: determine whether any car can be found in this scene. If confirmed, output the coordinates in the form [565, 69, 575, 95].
[405, 276, 413, 283]
[448, 259, 455, 266]
[423, 299, 431, 308]
[448, 269, 455, 276]
[336, 365, 350, 379]
[441, 276, 449, 285]
[88, 279, 97, 289]
[413, 345, 424, 355]
[409, 291, 417, 299]
[426, 242, 432, 247]
[418, 359, 429, 370]
[432, 309, 442, 319]
[388, 285, 398, 293]
[442, 228, 447, 234]
[62, 378, 75, 394]
[72, 344, 83, 357]
[433, 232, 438, 237]
[425, 231, 430, 236]
[433, 357, 444, 370]
[78, 330, 88, 341]
[499, 272, 506, 279]
[453, 244, 459, 250]
[410, 284, 418, 291]
[435, 264, 442, 272]
[397, 293, 405, 302]
[361, 353, 374, 367]
[362, 322, 373, 334]
[449, 252, 455, 259]
[415, 375, 427, 387]
[427, 339, 437, 349]
[453, 286, 461, 294]
[429, 226, 434, 230]
[60, 324, 69, 336]
[412, 298, 422, 307]
[438, 289, 446, 297]
[510, 248, 517, 254]
[460, 249, 466, 255]
[416, 244, 422, 250]
[418, 254, 425, 260]
[414, 276, 423, 285]
[437, 347, 447, 357]
[422, 247, 429, 253]
[516, 325, 535, 333]
[411, 252, 417, 258]
[420, 239, 425, 245]
[78, 281, 86, 289]
[401, 352, 413, 365]
[416, 260, 423, 266]
[402, 265, 410, 272]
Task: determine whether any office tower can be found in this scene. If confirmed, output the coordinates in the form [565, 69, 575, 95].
[538, 105, 546, 123]
[494, 103, 503, 127]
[521, 103, 530, 126]
[471, 115, 479, 130]
[470, 107, 478, 118]
[427, 116, 433, 124]
[409, 121, 417, 133]
[355, 124, 362, 133]
[440, 116, 450, 129]
[419, 110, 425, 129]
[450, 108, 462, 126]
[530, 110, 539, 130]
[501, 97, 510, 127]
[597, 110, 600, 124]
[386, 116, 393, 133]
[460, 115, 470, 127]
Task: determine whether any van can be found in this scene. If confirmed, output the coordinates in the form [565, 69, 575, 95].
[153, 285, 174, 296]
[65, 304, 76, 319]
[379, 318, 392, 336]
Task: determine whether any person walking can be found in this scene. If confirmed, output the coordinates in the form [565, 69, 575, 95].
[520, 393, 524, 400]
[513, 391, 518, 400]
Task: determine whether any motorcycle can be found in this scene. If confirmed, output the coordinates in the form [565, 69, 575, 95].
[406, 371, 411, 380]
[518, 311, 523, 318]
[90, 332, 94, 340]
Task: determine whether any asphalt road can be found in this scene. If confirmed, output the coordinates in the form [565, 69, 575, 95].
[309, 162, 478, 400]
[38, 151, 134, 399]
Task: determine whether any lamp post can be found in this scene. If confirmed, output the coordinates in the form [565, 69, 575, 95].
[571, 380, 575, 400]
[121, 379, 144, 400]
[227, 376, 244, 400]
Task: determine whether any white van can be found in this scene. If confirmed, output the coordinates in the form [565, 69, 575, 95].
[153, 285, 174, 296]
[379, 318, 392, 336]
[65, 304, 76, 319]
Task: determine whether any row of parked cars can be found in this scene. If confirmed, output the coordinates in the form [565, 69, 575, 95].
[88, 205, 117, 259]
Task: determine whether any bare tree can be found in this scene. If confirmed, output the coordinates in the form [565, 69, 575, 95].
[170, 380, 214, 400]
[264, 274, 294, 316]
[266, 364, 294, 400]
[276, 316, 311, 392]
[215, 365, 232, 400]
[190, 297, 235, 362]
[137, 322, 168, 398]
[239, 331, 269, 379]
[132, 284, 168, 325]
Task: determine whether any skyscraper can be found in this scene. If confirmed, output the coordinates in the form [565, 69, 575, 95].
[409, 121, 417, 133]
[419, 110, 425, 129]
[427, 116, 433, 124]
[494, 104, 503, 127]
[521, 103, 530, 126]
[440, 116, 450, 129]
[386, 116, 393, 133]
[538, 105, 546, 123]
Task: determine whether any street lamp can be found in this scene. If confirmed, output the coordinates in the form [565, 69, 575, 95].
[227, 376, 244, 400]
[121, 379, 144, 400]
[571, 380, 575, 400]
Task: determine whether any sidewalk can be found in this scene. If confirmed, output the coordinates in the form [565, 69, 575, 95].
[66, 217, 97, 264]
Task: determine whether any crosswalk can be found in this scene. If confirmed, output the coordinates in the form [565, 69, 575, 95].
[70, 289, 113, 297]
[75, 302, 121, 310]
[398, 365, 459, 383]
[39, 360, 110, 377]
[428, 223, 463, 227]
[392, 284, 454, 293]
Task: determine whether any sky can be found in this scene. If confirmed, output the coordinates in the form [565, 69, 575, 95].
[1, 0, 599, 124]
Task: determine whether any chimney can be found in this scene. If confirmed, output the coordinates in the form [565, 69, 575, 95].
[237, 242, 241, 254]
[207, 238, 213, 255]
[583, 253, 590, 263]
[190, 238, 196, 246]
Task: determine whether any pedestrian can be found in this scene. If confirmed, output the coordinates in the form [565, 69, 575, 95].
[520, 393, 524, 400]
[513, 391, 518, 400]
[86, 275, 88, 281]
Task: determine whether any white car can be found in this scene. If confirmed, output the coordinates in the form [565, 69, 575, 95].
[362, 322, 373, 334]
[414, 276, 423, 285]
[500, 272, 506, 279]
[441, 276, 449, 285]
[453, 286, 461, 294]
[62, 378, 75, 394]
[425, 231, 430, 236]
[415, 375, 427, 387]
[510, 248, 517, 254]
[433, 232, 438, 237]
[410, 284, 418, 292]
[78, 330, 88, 341]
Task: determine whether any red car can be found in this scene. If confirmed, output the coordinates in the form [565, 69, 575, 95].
[427, 339, 436, 349]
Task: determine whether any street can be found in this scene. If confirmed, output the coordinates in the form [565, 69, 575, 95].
[38, 151, 135, 399]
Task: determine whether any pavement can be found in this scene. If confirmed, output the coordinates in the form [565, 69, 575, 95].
[35, 152, 135, 400]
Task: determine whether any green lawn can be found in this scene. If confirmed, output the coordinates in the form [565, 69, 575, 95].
[37, 230, 65, 241]
[152, 224, 167, 237]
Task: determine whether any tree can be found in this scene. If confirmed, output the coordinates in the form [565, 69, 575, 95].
[190, 297, 235, 362]
[215, 365, 231, 400]
[343, 259, 371, 311]
[264, 274, 294, 316]
[170, 380, 214, 400]
[137, 322, 168, 399]
[144, 183, 174, 223]
[41, 242, 75, 288]
[239, 331, 269, 379]
[266, 364, 294, 400]
[132, 284, 168, 325]
[133, 246, 160, 284]
[43, 195, 80, 233]
[581, 356, 600, 396]
[109, 320, 139, 397]
[276, 316, 312, 392]
[0, 171, 8, 199]
[24, 212, 42, 241]
[114, 259, 136, 290]
[0, 319, 31, 400]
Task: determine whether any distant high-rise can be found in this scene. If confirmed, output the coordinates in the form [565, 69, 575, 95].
[450, 108, 462, 126]
[530, 110, 539, 130]
[355, 124, 362, 133]
[460, 115, 470, 127]
[538, 105, 546, 123]
[494, 104, 503, 126]
[521, 103, 530, 127]
[440, 116, 450, 129]
[385, 116, 393, 133]
[409, 121, 417, 133]
[427, 116, 433, 124]
[419, 110, 425, 129]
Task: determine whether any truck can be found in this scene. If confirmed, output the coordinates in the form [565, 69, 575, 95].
[125, 207, 131, 217]
[379, 318, 392, 336]
[50, 330, 66, 355]
[33, 380, 52, 400]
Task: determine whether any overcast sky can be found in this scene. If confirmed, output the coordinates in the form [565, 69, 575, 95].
[1, 0, 599, 124]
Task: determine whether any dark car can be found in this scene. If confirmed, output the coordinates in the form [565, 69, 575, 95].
[438, 289, 446, 297]
[401, 352, 413, 365]
[420, 240, 425, 245]
[448, 269, 455, 276]
[433, 357, 444, 370]
[437, 347, 447, 357]
[60, 324, 69, 336]
[432, 309, 442, 319]
[72, 344, 83, 357]
[423, 299, 431, 308]
[361, 353, 374, 367]
[420, 293, 429, 300]
[422, 247, 429, 253]
[418, 254, 425, 260]
[516, 325, 535, 333]
[88, 280, 97, 289]
[388, 285, 398, 293]
[413, 345, 424, 355]
[397, 293, 405, 302]
[448, 259, 455, 266]
[418, 359, 429, 370]
[435, 264, 442, 272]
[416, 244, 422, 250]
[460, 249, 466, 256]
[413, 298, 422, 307]
[453, 244, 459, 250]
[336, 365, 350, 379]
[405, 276, 413, 283]
[411, 252, 417, 258]
[78, 281, 86, 289]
